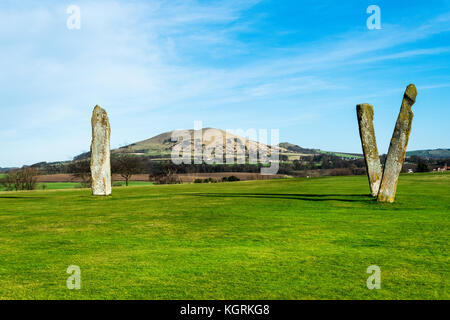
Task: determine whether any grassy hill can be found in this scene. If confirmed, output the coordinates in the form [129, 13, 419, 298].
[0, 172, 448, 299]
[317, 150, 363, 159]
[278, 142, 317, 155]
[116, 128, 287, 157]
[116, 130, 365, 159]
[406, 148, 450, 159]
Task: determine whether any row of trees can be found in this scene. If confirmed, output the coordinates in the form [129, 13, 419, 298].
[42, 153, 448, 177]
[4, 153, 447, 190]
[69, 156, 263, 186]
[0, 167, 39, 191]
[69, 154, 144, 187]
[406, 155, 449, 172]
[0, 154, 145, 191]
[1, 153, 372, 191]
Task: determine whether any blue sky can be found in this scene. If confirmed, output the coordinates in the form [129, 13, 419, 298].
[0, 0, 449, 167]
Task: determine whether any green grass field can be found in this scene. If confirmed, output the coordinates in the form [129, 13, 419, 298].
[38, 182, 82, 190]
[0, 181, 154, 191]
[0, 173, 448, 299]
[317, 150, 363, 159]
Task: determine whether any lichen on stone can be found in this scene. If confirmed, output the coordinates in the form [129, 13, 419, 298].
[90, 105, 112, 196]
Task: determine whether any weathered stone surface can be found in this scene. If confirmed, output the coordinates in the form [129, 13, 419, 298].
[90, 105, 111, 196]
[378, 84, 417, 203]
[356, 103, 382, 196]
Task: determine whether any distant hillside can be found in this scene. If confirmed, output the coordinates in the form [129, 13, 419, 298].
[113, 128, 287, 158]
[319, 149, 450, 160]
[406, 149, 450, 159]
[316, 150, 363, 159]
[0, 167, 18, 173]
[278, 142, 317, 155]
[71, 128, 448, 162]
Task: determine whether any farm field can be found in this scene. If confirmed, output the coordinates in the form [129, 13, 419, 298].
[39, 182, 82, 190]
[0, 173, 448, 299]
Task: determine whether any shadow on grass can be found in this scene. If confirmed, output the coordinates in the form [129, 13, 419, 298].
[0, 196, 45, 199]
[189, 193, 375, 203]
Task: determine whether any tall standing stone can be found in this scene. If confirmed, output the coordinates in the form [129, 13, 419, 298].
[356, 103, 382, 196]
[90, 105, 112, 196]
[378, 84, 417, 203]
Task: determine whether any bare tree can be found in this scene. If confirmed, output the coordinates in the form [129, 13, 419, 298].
[112, 154, 142, 186]
[0, 167, 39, 191]
[68, 159, 91, 188]
[149, 162, 181, 185]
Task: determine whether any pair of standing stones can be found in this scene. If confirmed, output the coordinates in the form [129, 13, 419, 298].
[88, 84, 417, 201]
[357, 84, 417, 203]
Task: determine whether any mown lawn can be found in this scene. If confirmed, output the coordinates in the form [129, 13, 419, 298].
[0, 181, 154, 191]
[38, 182, 82, 190]
[0, 173, 448, 299]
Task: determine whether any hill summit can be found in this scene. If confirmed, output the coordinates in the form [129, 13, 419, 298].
[114, 128, 288, 157]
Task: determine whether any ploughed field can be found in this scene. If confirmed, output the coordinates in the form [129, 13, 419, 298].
[0, 173, 448, 299]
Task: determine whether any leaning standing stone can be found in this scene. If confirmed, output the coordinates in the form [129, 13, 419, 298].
[378, 84, 417, 203]
[356, 103, 382, 196]
[90, 105, 112, 196]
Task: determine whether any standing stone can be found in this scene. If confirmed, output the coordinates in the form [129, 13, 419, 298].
[378, 84, 417, 203]
[90, 105, 112, 196]
[356, 103, 382, 196]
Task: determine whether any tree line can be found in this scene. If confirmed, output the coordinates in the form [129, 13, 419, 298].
[2, 153, 448, 190]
